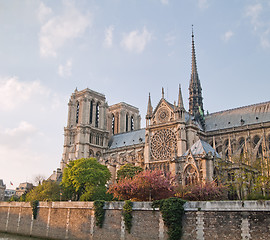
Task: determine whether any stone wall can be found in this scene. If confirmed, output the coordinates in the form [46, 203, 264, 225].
[0, 201, 270, 239]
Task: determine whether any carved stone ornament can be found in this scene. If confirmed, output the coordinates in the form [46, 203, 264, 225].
[150, 129, 177, 160]
[157, 107, 170, 123]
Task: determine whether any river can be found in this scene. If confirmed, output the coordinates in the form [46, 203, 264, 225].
[0, 233, 41, 240]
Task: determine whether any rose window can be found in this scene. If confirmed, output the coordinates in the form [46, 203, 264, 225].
[150, 129, 177, 160]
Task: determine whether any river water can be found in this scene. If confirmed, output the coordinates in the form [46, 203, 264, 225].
[0, 233, 41, 240]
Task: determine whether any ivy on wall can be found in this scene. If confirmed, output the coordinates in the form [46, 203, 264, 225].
[123, 200, 133, 233]
[94, 200, 105, 228]
[152, 198, 186, 240]
[31, 200, 39, 220]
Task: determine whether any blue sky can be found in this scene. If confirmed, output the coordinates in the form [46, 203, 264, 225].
[0, 0, 270, 189]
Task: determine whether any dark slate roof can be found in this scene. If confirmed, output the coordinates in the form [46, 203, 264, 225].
[183, 139, 220, 158]
[205, 101, 270, 132]
[108, 128, 145, 149]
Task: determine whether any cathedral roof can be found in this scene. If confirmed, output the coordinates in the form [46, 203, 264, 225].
[108, 128, 145, 149]
[205, 101, 270, 132]
[183, 139, 220, 158]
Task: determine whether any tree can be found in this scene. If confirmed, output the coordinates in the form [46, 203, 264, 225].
[176, 181, 227, 201]
[108, 170, 176, 201]
[117, 163, 143, 181]
[25, 180, 61, 202]
[61, 158, 111, 201]
[33, 174, 46, 186]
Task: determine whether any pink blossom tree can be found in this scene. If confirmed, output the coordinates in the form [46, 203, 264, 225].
[108, 170, 176, 201]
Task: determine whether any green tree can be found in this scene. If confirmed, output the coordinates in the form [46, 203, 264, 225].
[25, 180, 61, 202]
[61, 158, 111, 201]
[117, 163, 143, 181]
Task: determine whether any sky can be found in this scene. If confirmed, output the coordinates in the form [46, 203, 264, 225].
[0, 0, 270, 189]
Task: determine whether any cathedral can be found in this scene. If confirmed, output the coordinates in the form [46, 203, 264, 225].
[59, 32, 270, 186]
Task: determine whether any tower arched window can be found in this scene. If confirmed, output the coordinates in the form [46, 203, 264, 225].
[95, 103, 99, 128]
[89, 133, 92, 143]
[76, 101, 80, 124]
[130, 116, 134, 131]
[89, 100, 93, 124]
[96, 134, 99, 145]
[126, 114, 129, 132]
[112, 114, 115, 134]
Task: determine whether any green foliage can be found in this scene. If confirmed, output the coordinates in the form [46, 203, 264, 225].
[94, 200, 105, 228]
[80, 186, 113, 201]
[25, 180, 61, 202]
[123, 200, 133, 233]
[61, 158, 111, 201]
[31, 200, 39, 220]
[176, 181, 227, 201]
[9, 195, 19, 202]
[152, 198, 186, 240]
[117, 164, 143, 181]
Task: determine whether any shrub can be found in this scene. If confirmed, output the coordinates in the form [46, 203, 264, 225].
[152, 198, 186, 240]
[94, 200, 105, 228]
[177, 181, 227, 201]
[123, 200, 133, 233]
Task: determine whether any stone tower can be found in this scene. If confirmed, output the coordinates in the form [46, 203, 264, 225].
[188, 29, 205, 128]
[107, 102, 141, 137]
[61, 88, 109, 170]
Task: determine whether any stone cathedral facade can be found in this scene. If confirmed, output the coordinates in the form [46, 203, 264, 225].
[59, 33, 270, 185]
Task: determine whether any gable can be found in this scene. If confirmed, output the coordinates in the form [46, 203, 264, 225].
[152, 99, 175, 124]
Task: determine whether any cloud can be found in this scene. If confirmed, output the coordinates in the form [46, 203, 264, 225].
[165, 32, 176, 46]
[244, 3, 270, 49]
[39, 1, 91, 57]
[104, 25, 114, 48]
[161, 0, 169, 5]
[0, 76, 67, 188]
[37, 2, 52, 23]
[121, 27, 152, 53]
[245, 3, 263, 30]
[260, 29, 270, 48]
[58, 59, 72, 78]
[222, 31, 234, 42]
[198, 0, 209, 10]
[0, 76, 50, 111]
[0, 122, 38, 149]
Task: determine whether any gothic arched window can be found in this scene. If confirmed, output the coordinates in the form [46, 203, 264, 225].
[76, 101, 80, 124]
[89, 100, 93, 124]
[95, 103, 99, 128]
[253, 135, 262, 157]
[126, 114, 129, 132]
[238, 137, 245, 155]
[89, 149, 94, 157]
[112, 114, 115, 134]
[130, 116, 134, 131]
[184, 165, 198, 186]
[224, 139, 229, 159]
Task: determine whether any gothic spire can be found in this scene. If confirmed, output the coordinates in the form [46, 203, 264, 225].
[178, 84, 184, 109]
[191, 26, 199, 81]
[146, 92, 153, 118]
[162, 87, 164, 99]
[188, 26, 205, 128]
